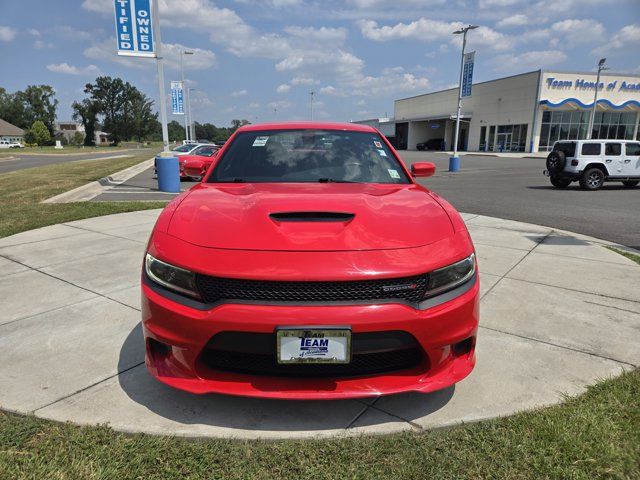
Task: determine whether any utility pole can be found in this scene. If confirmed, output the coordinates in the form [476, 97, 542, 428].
[450, 24, 478, 172]
[309, 91, 315, 121]
[152, 0, 169, 152]
[180, 50, 194, 142]
[188, 88, 196, 141]
[587, 58, 608, 140]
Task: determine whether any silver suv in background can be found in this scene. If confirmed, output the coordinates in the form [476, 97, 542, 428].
[544, 140, 640, 190]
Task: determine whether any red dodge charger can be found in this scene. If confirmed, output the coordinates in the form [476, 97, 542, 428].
[142, 122, 479, 399]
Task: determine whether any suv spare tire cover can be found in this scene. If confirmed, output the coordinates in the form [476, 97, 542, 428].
[546, 151, 566, 173]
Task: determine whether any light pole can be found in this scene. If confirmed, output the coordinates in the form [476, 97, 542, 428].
[150, 0, 170, 152]
[188, 88, 196, 141]
[180, 50, 194, 142]
[309, 91, 315, 120]
[587, 58, 608, 140]
[450, 24, 478, 172]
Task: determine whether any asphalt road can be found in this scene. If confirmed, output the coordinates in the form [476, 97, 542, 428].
[402, 151, 640, 250]
[0, 149, 147, 174]
[92, 151, 639, 249]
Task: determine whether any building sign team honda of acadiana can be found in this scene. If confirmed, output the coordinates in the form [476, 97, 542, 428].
[546, 76, 640, 92]
[114, 0, 156, 57]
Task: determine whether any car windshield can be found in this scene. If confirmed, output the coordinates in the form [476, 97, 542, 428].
[193, 146, 217, 156]
[173, 144, 194, 153]
[208, 129, 410, 184]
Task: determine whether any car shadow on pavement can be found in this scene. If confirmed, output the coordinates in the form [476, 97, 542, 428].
[526, 185, 633, 191]
[117, 323, 455, 434]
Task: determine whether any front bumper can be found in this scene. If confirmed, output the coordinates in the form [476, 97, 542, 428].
[141, 274, 479, 399]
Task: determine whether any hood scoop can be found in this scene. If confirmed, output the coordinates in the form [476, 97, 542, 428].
[269, 211, 355, 222]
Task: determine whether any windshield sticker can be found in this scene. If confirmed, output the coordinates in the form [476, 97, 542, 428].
[377, 149, 387, 157]
[374, 141, 383, 148]
[252, 136, 269, 147]
[388, 169, 400, 179]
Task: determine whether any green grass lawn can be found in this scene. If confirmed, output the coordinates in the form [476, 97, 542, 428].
[1, 370, 637, 479]
[0, 157, 638, 479]
[0, 146, 138, 157]
[0, 148, 166, 238]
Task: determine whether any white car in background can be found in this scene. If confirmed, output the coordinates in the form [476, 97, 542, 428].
[0, 140, 25, 149]
[171, 143, 214, 157]
[544, 139, 640, 190]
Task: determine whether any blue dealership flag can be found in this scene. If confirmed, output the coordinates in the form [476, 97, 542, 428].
[171, 82, 184, 115]
[114, 0, 156, 57]
[461, 51, 475, 98]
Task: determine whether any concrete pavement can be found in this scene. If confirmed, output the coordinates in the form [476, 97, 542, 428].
[0, 210, 637, 438]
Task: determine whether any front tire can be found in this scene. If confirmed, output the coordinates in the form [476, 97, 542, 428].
[550, 176, 571, 188]
[579, 168, 605, 191]
[622, 180, 639, 188]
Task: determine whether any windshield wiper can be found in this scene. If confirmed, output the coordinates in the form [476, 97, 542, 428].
[318, 178, 362, 183]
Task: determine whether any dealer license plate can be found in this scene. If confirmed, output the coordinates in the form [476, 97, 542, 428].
[277, 328, 351, 364]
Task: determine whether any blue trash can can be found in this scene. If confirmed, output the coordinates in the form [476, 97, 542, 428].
[156, 155, 180, 193]
[448, 156, 460, 172]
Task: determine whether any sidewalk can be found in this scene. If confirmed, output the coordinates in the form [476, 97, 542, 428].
[0, 211, 637, 439]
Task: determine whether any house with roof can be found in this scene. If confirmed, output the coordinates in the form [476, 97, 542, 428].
[0, 119, 25, 143]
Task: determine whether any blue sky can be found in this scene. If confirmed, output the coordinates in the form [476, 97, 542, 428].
[0, 0, 638, 126]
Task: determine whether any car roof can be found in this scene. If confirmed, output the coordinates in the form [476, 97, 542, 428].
[237, 121, 378, 133]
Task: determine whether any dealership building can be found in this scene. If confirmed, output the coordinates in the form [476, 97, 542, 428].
[389, 70, 640, 153]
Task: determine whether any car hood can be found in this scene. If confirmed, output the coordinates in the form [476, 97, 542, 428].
[167, 183, 454, 251]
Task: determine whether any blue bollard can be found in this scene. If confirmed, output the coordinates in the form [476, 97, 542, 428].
[448, 156, 460, 172]
[156, 155, 180, 193]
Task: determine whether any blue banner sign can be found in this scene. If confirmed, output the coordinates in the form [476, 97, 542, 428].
[461, 51, 475, 98]
[114, 0, 156, 57]
[171, 81, 184, 115]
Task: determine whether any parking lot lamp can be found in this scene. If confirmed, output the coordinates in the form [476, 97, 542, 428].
[309, 91, 315, 121]
[586, 58, 608, 140]
[180, 50, 194, 142]
[450, 24, 478, 172]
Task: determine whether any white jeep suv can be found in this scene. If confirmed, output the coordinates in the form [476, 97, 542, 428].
[544, 140, 640, 190]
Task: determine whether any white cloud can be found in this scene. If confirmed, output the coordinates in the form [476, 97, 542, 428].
[319, 85, 340, 96]
[231, 89, 248, 97]
[46, 63, 101, 76]
[358, 18, 462, 42]
[268, 100, 293, 110]
[348, 0, 443, 6]
[0, 26, 17, 42]
[479, 0, 524, 7]
[276, 84, 291, 94]
[551, 19, 605, 46]
[496, 14, 528, 28]
[291, 76, 320, 86]
[491, 50, 567, 71]
[594, 24, 640, 55]
[284, 26, 347, 44]
[84, 39, 216, 71]
[34, 40, 55, 49]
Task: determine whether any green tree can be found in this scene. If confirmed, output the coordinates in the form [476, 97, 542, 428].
[83, 76, 130, 145]
[167, 120, 185, 142]
[72, 131, 85, 146]
[72, 99, 100, 147]
[23, 129, 36, 146]
[16, 85, 58, 134]
[128, 90, 159, 141]
[31, 120, 51, 146]
[230, 119, 251, 132]
[0, 87, 27, 128]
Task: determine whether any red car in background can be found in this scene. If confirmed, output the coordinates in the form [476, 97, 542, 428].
[142, 122, 479, 399]
[179, 144, 219, 180]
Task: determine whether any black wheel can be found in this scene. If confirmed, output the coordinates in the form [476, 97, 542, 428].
[546, 150, 566, 174]
[579, 168, 605, 191]
[550, 176, 571, 188]
[622, 180, 639, 188]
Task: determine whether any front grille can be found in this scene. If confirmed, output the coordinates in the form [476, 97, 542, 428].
[198, 331, 425, 378]
[195, 273, 428, 304]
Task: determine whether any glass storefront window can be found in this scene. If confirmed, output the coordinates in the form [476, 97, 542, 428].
[538, 109, 639, 151]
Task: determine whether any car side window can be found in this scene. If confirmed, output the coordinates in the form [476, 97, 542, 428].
[625, 143, 640, 156]
[581, 143, 601, 156]
[605, 143, 621, 156]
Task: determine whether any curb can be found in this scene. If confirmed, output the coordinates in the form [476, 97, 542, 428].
[42, 157, 155, 204]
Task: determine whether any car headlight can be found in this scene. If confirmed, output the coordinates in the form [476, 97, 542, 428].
[425, 253, 475, 297]
[145, 253, 201, 299]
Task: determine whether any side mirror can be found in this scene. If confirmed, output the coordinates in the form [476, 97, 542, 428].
[411, 162, 436, 178]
